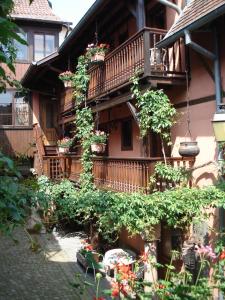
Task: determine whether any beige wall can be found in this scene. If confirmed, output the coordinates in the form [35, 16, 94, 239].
[168, 26, 225, 186]
[99, 104, 142, 158]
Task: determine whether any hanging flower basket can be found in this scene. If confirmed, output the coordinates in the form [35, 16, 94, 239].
[58, 146, 70, 154]
[58, 71, 74, 88]
[91, 143, 106, 154]
[63, 80, 72, 88]
[86, 43, 110, 64]
[57, 137, 73, 154]
[90, 53, 105, 63]
[178, 141, 200, 157]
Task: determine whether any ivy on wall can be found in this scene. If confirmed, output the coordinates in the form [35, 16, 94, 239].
[72, 55, 94, 191]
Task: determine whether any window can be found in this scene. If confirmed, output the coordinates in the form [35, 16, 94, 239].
[0, 92, 12, 125]
[14, 32, 28, 61]
[121, 119, 133, 150]
[34, 33, 55, 61]
[0, 91, 30, 126]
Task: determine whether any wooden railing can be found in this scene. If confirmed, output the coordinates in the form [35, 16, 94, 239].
[42, 156, 71, 180]
[33, 124, 45, 176]
[42, 155, 195, 193]
[87, 27, 185, 100]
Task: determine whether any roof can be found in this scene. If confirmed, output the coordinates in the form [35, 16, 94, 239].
[59, 0, 108, 53]
[158, 0, 225, 48]
[11, 0, 64, 23]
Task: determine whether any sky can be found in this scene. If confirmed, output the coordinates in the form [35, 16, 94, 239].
[51, 0, 96, 27]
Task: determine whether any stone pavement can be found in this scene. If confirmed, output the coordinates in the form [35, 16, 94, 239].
[0, 228, 111, 300]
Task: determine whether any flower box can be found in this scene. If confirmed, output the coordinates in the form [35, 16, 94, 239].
[91, 143, 106, 154]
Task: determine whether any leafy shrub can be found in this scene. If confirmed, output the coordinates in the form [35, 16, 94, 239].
[0, 152, 33, 234]
[35, 177, 225, 241]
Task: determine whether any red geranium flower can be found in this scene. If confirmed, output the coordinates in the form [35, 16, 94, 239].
[85, 244, 93, 251]
[219, 250, 225, 260]
[111, 288, 119, 297]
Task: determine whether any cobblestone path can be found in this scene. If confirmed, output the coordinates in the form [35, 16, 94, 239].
[0, 228, 110, 300]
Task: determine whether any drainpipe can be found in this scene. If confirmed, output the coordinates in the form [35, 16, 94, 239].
[157, 0, 182, 15]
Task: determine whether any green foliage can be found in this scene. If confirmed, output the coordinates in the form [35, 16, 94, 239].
[36, 177, 225, 242]
[130, 72, 176, 144]
[0, 0, 27, 92]
[72, 55, 95, 191]
[150, 162, 191, 191]
[0, 152, 33, 234]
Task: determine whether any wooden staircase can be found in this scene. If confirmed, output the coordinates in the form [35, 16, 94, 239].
[44, 145, 58, 156]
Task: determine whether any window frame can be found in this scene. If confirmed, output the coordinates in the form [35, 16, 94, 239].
[14, 26, 59, 63]
[33, 32, 56, 61]
[121, 118, 133, 151]
[0, 90, 32, 129]
[14, 31, 29, 63]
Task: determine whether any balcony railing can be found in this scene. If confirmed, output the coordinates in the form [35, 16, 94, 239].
[42, 156, 194, 193]
[87, 27, 185, 101]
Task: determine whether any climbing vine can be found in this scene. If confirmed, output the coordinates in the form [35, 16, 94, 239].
[130, 72, 177, 163]
[72, 55, 94, 191]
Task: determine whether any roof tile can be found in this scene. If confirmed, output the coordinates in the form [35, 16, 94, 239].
[11, 0, 62, 22]
[166, 0, 225, 39]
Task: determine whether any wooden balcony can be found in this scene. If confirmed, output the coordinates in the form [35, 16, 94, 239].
[87, 27, 185, 101]
[42, 156, 194, 193]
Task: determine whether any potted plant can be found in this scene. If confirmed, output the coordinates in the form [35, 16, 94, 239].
[90, 130, 107, 154]
[58, 71, 74, 88]
[57, 137, 73, 153]
[86, 43, 110, 64]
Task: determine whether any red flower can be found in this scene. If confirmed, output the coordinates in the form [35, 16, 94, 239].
[111, 288, 119, 297]
[219, 250, 225, 260]
[140, 251, 149, 262]
[159, 284, 165, 289]
[85, 244, 93, 251]
[93, 298, 105, 300]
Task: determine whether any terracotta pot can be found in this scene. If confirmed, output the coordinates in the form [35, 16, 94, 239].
[178, 141, 200, 157]
[91, 53, 105, 63]
[63, 80, 72, 88]
[58, 146, 69, 154]
[91, 143, 106, 153]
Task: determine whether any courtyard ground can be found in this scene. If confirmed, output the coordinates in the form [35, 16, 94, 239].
[0, 228, 111, 300]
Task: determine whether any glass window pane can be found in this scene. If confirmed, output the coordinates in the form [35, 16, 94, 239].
[0, 92, 13, 125]
[45, 35, 55, 56]
[34, 34, 44, 61]
[14, 96, 30, 126]
[15, 32, 28, 61]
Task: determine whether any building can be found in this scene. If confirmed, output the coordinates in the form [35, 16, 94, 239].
[0, 0, 69, 157]
[20, 0, 225, 272]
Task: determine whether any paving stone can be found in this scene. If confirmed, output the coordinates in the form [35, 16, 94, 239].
[0, 228, 111, 300]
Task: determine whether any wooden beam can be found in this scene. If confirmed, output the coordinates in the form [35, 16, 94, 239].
[48, 65, 63, 74]
[92, 92, 132, 113]
[126, 101, 139, 126]
[136, 0, 146, 31]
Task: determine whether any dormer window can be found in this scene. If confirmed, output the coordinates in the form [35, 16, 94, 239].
[34, 33, 55, 61]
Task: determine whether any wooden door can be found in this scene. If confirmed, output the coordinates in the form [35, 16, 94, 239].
[40, 98, 57, 145]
